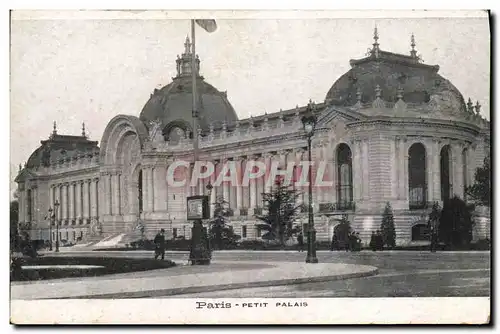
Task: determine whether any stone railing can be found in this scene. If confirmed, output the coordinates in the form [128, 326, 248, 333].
[145, 118, 304, 153]
[32, 151, 100, 175]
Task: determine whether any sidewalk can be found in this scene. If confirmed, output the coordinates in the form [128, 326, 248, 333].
[10, 260, 378, 300]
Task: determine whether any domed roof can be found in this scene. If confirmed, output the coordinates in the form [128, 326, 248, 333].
[24, 123, 99, 170]
[325, 32, 467, 114]
[139, 37, 238, 133]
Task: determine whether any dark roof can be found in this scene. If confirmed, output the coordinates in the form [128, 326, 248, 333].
[325, 49, 467, 113]
[25, 133, 99, 169]
[139, 75, 238, 131]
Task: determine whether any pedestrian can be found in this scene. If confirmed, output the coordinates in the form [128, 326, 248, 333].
[154, 229, 166, 260]
[369, 231, 376, 251]
[430, 228, 437, 253]
[297, 232, 304, 252]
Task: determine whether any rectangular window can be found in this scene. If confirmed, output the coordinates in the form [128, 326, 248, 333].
[173, 228, 178, 239]
[256, 227, 261, 238]
[80, 231, 83, 238]
[242, 225, 247, 238]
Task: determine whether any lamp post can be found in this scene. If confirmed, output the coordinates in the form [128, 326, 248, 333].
[54, 200, 60, 252]
[206, 181, 213, 247]
[48, 208, 53, 251]
[301, 104, 318, 264]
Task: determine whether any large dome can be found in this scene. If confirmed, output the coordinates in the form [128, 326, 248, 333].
[139, 37, 238, 136]
[325, 42, 467, 114]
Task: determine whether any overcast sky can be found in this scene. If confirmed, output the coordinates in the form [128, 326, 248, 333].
[10, 11, 490, 193]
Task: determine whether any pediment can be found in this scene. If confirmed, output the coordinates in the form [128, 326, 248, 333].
[14, 169, 37, 183]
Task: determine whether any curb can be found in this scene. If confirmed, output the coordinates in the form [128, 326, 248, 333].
[53, 266, 379, 299]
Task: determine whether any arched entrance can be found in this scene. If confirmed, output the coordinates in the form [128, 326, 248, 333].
[440, 145, 452, 201]
[408, 143, 427, 209]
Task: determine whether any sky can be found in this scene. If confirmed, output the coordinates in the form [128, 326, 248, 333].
[9, 10, 490, 196]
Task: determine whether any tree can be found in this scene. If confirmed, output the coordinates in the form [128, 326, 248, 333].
[380, 202, 396, 248]
[427, 202, 441, 251]
[189, 220, 211, 265]
[466, 154, 491, 207]
[438, 196, 475, 248]
[208, 196, 241, 250]
[10, 200, 19, 252]
[255, 179, 302, 247]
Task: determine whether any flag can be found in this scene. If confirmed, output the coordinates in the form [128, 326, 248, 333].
[195, 19, 217, 33]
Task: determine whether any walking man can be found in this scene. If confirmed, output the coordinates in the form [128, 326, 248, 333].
[297, 232, 304, 252]
[154, 229, 166, 260]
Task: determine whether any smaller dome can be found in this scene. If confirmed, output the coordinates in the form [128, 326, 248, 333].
[25, 125, 99, 169]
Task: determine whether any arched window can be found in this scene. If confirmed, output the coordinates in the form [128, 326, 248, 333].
[138, 170, 143, 213]
[166, 126, 186, 143]
[336, 144, 353, 210]
[411, 223, 430, 241]
[408, 143, 427, 209]
[462, 148, 468, 200]
[440, 145, 452, 201]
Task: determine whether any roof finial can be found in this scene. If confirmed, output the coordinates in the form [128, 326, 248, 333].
[372, 25, 380, 57]
[475, 101, 481, 115]
[82, 122, 86, 137]
[52, 121, 57, 136]
[184, 35, 191, 55]
[467, 98, 474, 113]
[410, 33, 418, 59]
[18, 163, 21, 172]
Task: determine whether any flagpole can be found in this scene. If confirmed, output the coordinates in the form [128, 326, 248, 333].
[191, 19, 199, 164]
[191, 19, 199, 194]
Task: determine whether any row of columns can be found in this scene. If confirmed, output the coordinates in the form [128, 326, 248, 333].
[49, 178, 99, 222]
[182, 146, 344, 216]
[100, 171, 123, 216]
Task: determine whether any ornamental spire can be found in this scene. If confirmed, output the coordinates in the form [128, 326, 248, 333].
[410, 33, 417, 59]
[475, 101, 481, 115]
[52, 121, 57, 136]
[184, 35, 192, 55]
[467, 98, 474, 113]
[372, 25, 380, 57]
[82, 122, 86, 137]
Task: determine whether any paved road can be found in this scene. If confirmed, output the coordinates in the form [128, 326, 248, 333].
[46, 250, 490, 298]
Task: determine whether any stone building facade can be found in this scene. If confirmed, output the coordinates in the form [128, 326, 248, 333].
[15, 31, 491, 246]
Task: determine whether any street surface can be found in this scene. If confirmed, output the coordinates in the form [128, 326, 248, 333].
[44, 250, 490, 298]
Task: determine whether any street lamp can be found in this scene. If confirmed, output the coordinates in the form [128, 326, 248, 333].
[48, 208, 53, 251]
[301, 104, 318, 264]
[54, 200, 60, 252]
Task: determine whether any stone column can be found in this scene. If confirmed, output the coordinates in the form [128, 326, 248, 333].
[235, 157, 243, 214]
[62, 183, 68, 220]
[390, 137, 398, 200]
[329, 147, 337, 204]
[432, 139, 442, 202]
[221, 159, 230, 205]
[397, 137, 407, 200]
[403, 139, 409, 201]
[32, 186, 38, 223]
[294, 149, 304, 208]
[111, 173, 121, 215]
[82, 180, 90, 218]
[362, 139, 370, 201]
[93, 178, 99, 218]
[263, 153, 273, 195]
[249, 156, 257, 211]
[147, 167, 154, 212]
[351, 140, 362, 202]
[210, 161, 217, 217]
[141, 168, 149, 213]
[69, 182, 75, 221]
[452, 142, 465, 199]
[75, 182, 82, 219]
[426, 139, 434, 203]
[89, 179, 96, 218]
